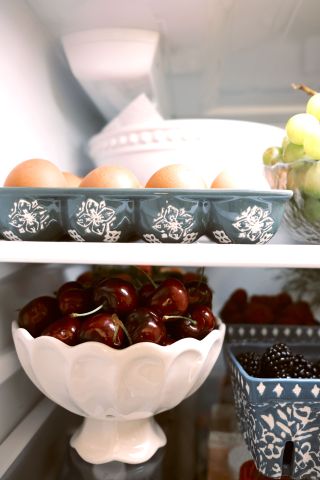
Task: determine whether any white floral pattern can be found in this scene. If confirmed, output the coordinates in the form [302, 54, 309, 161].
[232, 371, 320, 478]
[232, 205, 274, 242]
[143, 233, 161, 243]
[151, 204, 194, 240]
[76, 199, 116, 236]
[73, 199, 122, 241]
[68, 229, 85, 242]
[181, 232, 198, 243]
[212, 230, 232, 243]
[8, 199, 53, 234]
[2, 230, 22, 241]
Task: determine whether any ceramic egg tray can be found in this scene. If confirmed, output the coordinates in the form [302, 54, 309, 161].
[0, 187, 292, 243]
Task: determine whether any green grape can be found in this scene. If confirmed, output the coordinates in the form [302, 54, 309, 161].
[282, 136, 290, 150]
[282, 142, 307, 163]
[306, 93, 320, 120]
[302, 160, 320, 198]
[303, 126, 320, 159]
[262, 146, 283, 165]
[285, 113, 319, 145]
[303, 196, 320, 223]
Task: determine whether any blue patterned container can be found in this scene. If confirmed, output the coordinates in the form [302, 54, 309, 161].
[227, 343, 320, 479]
[0, 187, 292, 243]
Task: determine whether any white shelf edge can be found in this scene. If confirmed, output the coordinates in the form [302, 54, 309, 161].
[0, 398, 55, 477]
[0, 241, 319, 268]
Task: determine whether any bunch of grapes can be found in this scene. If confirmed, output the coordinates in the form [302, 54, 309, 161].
[263, 86, 320, 167]
[263, 85, 320, 229]
[17, 266, 217, 348]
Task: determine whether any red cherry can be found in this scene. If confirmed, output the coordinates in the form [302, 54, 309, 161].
[18, 296, 60, 337]
[161, 334, 175, 346]
[78, 312, 126, 349]
[171, 305, 217, 340]
[185, 281, 213, 307]
[57, 281, 82, 296]
[57, 284, 93, 315]
[190, 305, 217, 336]
[76, 271, 97, 288]
[41, 315, 81, 345]
[126, 307, 166, 344]
[138, 283, 156, 306]
[93, 278, 138, 315]
[149, 278, 189, 316]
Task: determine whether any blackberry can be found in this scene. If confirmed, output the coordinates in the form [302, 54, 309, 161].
[260, 343, 293, 378]
[290, 354, 318, 379]
[236, 351, 261, 377]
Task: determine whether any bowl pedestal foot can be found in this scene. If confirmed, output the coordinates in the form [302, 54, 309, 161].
[70, 416, 167, 464]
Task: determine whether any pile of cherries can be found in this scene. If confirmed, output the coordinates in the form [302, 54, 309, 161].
[17, 266, 218, 348]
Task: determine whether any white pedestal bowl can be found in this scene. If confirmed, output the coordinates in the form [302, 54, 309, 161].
[12, 321, 225, 464]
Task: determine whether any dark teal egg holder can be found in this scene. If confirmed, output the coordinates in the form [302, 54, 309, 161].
[0, 188, 292, 243]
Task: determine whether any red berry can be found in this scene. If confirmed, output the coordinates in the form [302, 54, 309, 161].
[185, 281, 213, 307]
[149, 278, 189, 316]
[93, 277, 138, 315]
[243, 303, 274, 325]
[42, 315, 80, 345]
[126, 308, 166, 344]
[138, 283, 156, 306]
[18, 296, 60, 337]
[78, 312, 126, 349]
[58, 285, 93, 315]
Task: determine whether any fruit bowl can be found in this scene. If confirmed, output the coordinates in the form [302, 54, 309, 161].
[0, 187, 291, 243]
[227, 339, 320, 479]
[265, 159, 320, 244]
[12, 320, 225, 464]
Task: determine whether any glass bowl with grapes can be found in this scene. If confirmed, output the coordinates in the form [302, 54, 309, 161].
[263, 86, 320, 244]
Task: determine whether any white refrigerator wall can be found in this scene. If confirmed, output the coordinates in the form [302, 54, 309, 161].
[0, 0, 104, 184]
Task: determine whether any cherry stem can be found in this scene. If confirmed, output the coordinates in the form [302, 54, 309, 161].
[116, 318, 133, 345]
[132, 266, 157, 288]
[71, 304, 103, 318]
[163, 314, 197, 326]
[291, 83, 318, 96]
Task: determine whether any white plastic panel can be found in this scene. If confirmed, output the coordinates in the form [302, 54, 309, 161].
[26, 0, 320, 120]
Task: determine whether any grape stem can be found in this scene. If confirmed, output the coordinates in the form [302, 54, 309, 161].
[291, 83, 318, 96]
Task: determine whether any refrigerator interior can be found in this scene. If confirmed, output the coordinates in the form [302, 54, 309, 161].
[1, 0, 320, 478]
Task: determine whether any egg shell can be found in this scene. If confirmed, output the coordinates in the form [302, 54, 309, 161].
[63, 171, 82, 187]
[4, 159, 67, 188]
[211, 166, 271, 190]
[145, 164, 208, 189]
[79, 165, 141, 188]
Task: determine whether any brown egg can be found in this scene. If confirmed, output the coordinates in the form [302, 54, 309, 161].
[79, 165, 141, 188]
[145, 164, 208, 189]
[63, 171, 82, 187]
[4, 159, 67, 188]
[211, 166, 270, 189]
